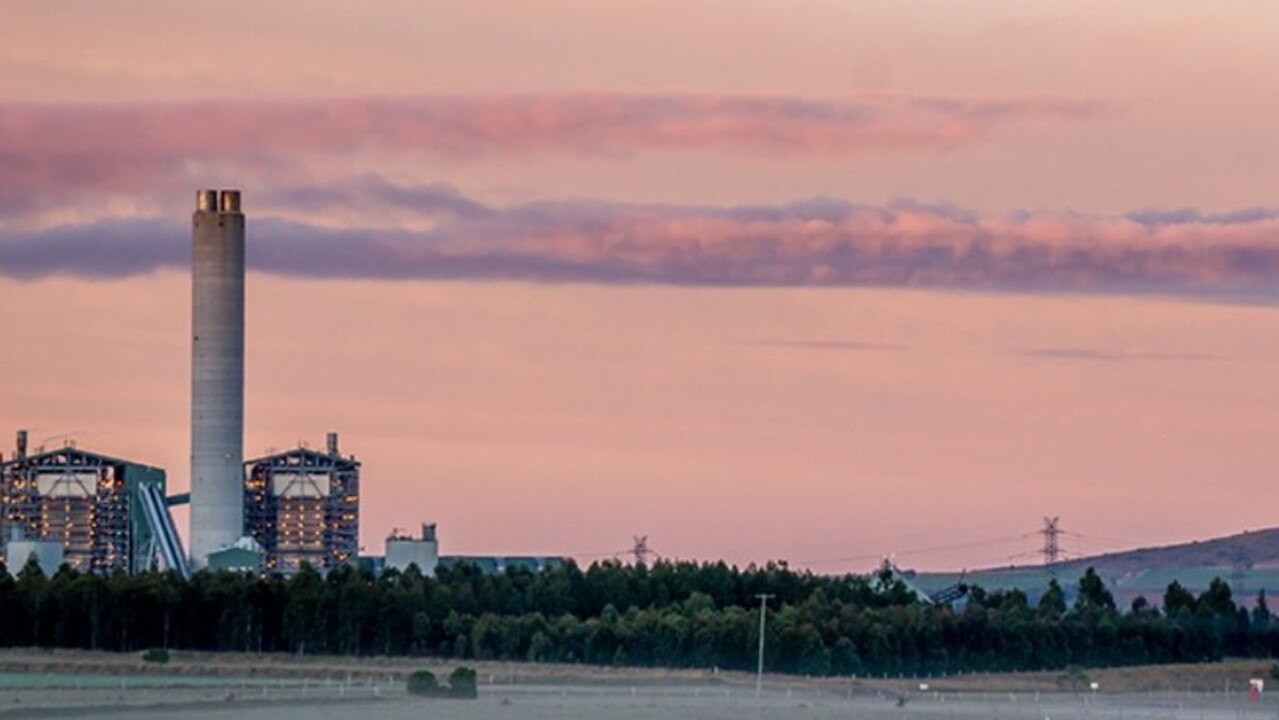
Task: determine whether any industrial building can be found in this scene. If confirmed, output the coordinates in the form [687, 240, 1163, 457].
[206, 536, 266, 574]
[372, 522, 565, 577]
[190, 188, 247, 569]
[0, 430, 187, 576]
[3, 191, 368, 580]
[438, 555, 566, 574]
[386, 523, 439, 575]
[243, 433, 359, 575]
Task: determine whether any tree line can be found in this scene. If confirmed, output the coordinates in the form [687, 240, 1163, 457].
[1, 556, 1277, 676]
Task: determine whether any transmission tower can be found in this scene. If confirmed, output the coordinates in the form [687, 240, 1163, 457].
[1042, 517, 1061, 565]
[631, 535, 653, 566]
[1230, 547, 1251, 598]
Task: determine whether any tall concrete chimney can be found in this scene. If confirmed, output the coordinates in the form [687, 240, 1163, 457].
[190, 189, 245, 568]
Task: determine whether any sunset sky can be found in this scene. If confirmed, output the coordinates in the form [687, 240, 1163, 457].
[3, 2, 1279, 571]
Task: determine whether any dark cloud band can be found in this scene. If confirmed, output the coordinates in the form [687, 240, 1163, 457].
[4, 180, 1279, 301]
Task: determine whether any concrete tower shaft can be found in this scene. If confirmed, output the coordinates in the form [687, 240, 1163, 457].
[190, 189, 245, 568]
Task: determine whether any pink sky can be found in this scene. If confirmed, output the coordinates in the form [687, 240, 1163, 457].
[3, 2, 1279, 570]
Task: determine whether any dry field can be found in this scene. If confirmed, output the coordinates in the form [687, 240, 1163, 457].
[0, 649, 1277, 719]
[3, 686, 1279, 720]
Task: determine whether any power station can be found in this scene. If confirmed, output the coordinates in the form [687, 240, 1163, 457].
[3, 189, 551, 579]
[0, 190, 357, 577]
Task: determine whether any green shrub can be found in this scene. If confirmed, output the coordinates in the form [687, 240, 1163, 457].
[448, 666, 478, 699]
[405, 667, 477, 699]
[406, 669, 440, 696]
[141, 647, 170, 664]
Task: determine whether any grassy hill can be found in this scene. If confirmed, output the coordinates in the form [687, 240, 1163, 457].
[909, 527, 1279, 606]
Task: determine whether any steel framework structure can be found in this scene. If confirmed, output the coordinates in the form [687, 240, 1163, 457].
[1042, 516, 1062, 565]
[0, 445, 167, 574]
[243, 444, 359, 576]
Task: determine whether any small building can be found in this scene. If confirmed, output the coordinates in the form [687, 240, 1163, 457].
[243, 432, 359, 576]
[386, 523, 439, 575]
[362, 523, 566, 578]
[207, 536, 264, 574]
[1, 430, 175, 574]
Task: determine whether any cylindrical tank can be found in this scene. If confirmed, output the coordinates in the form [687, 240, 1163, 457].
[190, 189, 246, 568]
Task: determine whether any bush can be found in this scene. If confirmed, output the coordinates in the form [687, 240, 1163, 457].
[405, 667, 478, 699]
[141, 647, 170, 664]
[406, 669, 440, 696]
[448, 666, 478, 699]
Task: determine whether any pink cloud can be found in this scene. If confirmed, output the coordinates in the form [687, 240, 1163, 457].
[0, 93, 1105, 213]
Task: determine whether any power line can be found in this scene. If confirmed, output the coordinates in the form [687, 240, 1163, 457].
[796, 532, 1039, 567]
[572, 550, 629, 559]
[567, 522, 1151, 572]
[1060, 530, 1142, 549]
[568, 535, 664, 565]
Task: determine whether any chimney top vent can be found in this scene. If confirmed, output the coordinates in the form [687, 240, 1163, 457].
[219, 190, 241, 213]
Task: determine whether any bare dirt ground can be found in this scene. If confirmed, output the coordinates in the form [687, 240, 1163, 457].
[5, 686, 1279, 720]
[0, 649, 1277, 719]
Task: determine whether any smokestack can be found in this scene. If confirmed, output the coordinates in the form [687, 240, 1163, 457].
[326, 432, 339, 456]
[15, 429, 27, 460]
[190, 189, 246, 568]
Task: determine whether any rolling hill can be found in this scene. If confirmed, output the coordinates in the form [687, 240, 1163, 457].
[909, 526, 1279, 607]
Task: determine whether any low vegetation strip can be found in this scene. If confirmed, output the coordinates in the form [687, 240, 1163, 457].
[2, 556, 1277, 677]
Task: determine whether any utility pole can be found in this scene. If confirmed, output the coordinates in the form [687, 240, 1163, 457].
[755, 593, 774, 700]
